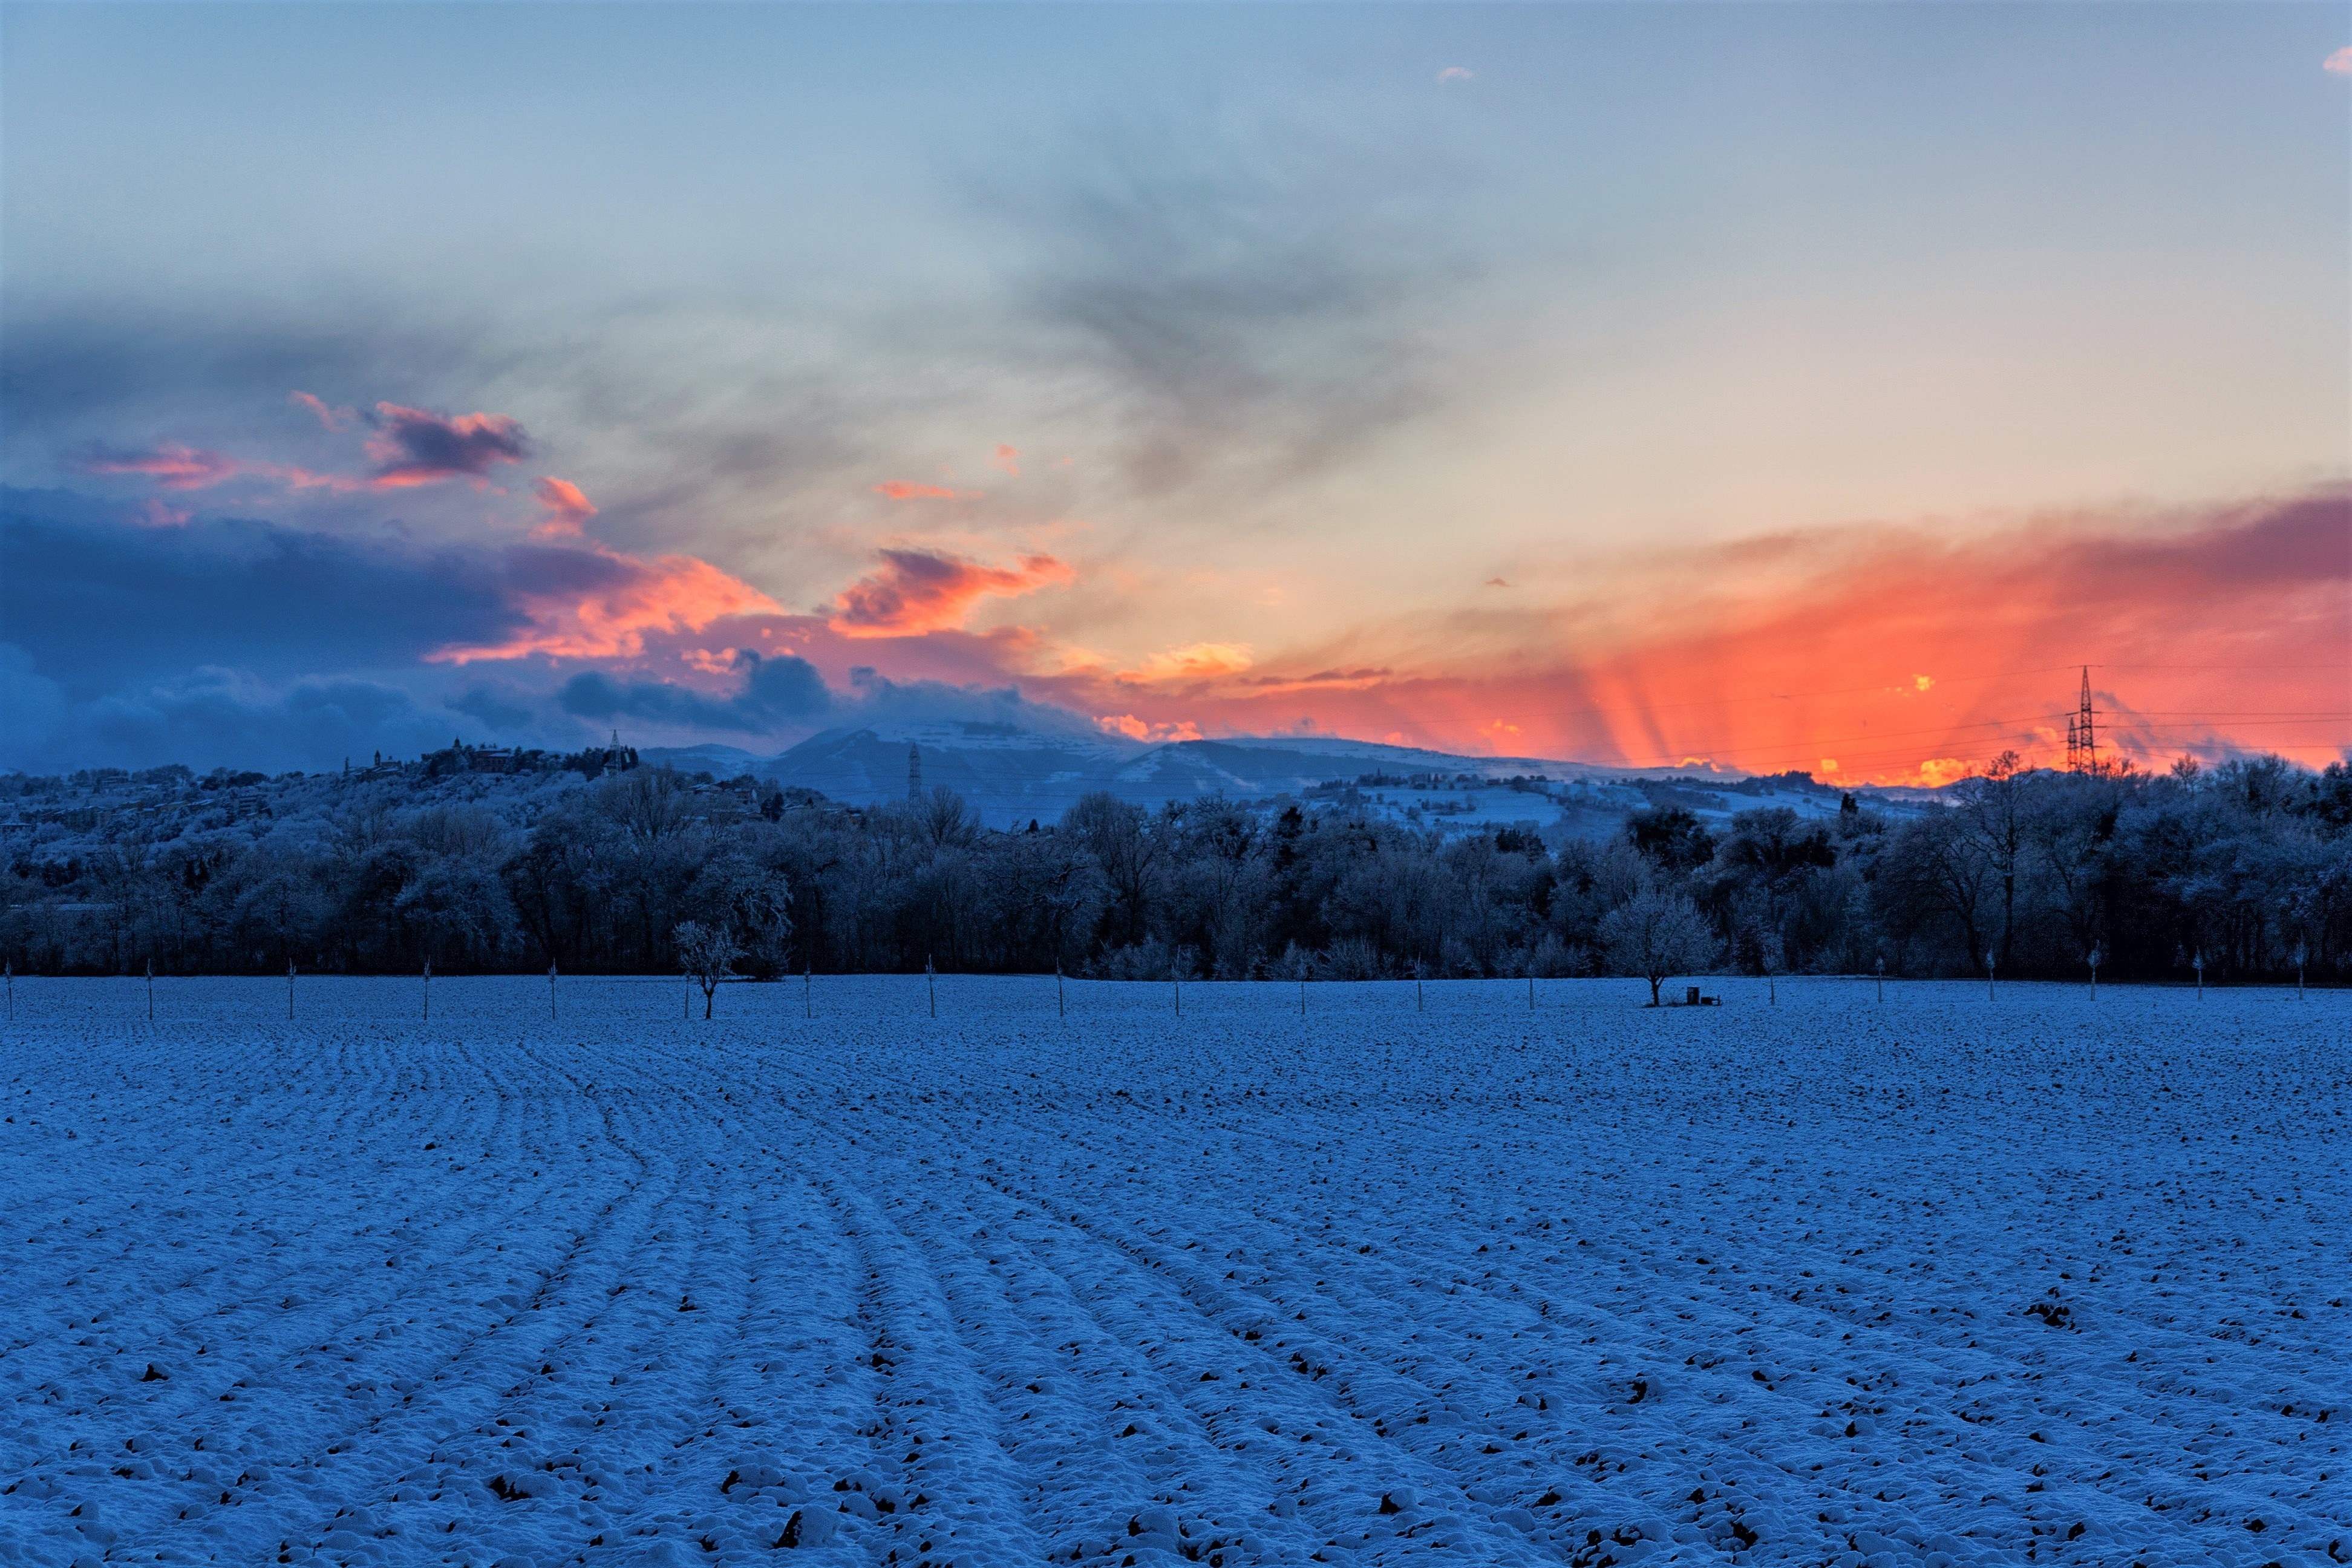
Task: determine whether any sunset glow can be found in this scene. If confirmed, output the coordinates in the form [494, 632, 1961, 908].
[3, 5, 2344, 776]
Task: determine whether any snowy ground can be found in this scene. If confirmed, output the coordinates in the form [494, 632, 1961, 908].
[1, 976, 2344, 1568]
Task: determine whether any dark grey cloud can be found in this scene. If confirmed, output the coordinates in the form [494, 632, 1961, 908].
[364, 402, 528, 486]
[0, 651, 471, 775]
[0, 487, 838, 771]
[979, 113, 1478, 495]
[448, 684, 540, 733]
[559, 650, 831, 734]
[0, 488, 521, 693]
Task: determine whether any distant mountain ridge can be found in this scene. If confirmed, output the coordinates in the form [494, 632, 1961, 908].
[638, 724, 1831, 826]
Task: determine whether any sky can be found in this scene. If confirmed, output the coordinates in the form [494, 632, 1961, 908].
[3, 2, 2347, 784]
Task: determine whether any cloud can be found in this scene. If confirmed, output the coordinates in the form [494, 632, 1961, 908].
[828, 548, 1073, 638]
[82, 440, 368, 496]
[1437, 66, 1474, 83]
[2327, 46, 2352, 76]
[363, 402, 528, 488]
[989, 444, 1021, 475]
[1483, 577, 1510, 589]
[1118, 641, 1254, 683]
[834, 668, 1117, 742]
[0, 483, 823, 766]
[1, 489, 522, 688]
[532, 475, 598, 538]
[1004, 488, 2351, 783]
[0, 642, 469, 775]
[982, 114, 1474, 496]
[0, 643, 70, 761]
[428, 541, 782, 663]
[872, 480, 977, 500]
[447, 684, 538, 732]
[558, 649, 829, 734]
[290, 391, 356, 430]
[134, 499, 192, 529]
[1096, 713, 1201, 743]
[84, 443, 241, 491]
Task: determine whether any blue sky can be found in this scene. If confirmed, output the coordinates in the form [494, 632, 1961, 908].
[4, 4, 2346, 776]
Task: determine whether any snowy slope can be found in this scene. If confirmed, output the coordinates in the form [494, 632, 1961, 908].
[745, 725, 1812, 828]
[1, 978, 2343, 1567]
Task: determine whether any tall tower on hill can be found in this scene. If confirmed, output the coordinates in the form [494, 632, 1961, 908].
[2065, 667, 2099, 776]
[907, 742, 923, 800]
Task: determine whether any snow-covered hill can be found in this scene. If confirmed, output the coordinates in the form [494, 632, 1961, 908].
[644, 724, 1930, 831]
[635, 727, 1936, 835]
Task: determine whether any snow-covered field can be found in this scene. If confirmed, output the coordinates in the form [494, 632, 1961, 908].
[1, 977, 2344, 1568]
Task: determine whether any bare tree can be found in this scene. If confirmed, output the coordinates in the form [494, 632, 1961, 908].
[672, 920, 742, 1019]
[1062, 791, 1158, 947]
[1955, 751, 2028, 972]
[1601, 889, 1717, 1005]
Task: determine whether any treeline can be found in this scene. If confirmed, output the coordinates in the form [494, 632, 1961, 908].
[3, 753, 2347, 983]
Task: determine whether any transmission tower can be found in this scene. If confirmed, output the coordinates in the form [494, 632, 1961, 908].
[2064, 667, 2099, 776]
[907, 741, 923, 800]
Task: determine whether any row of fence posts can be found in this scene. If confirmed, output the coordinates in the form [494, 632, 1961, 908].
[0, 956, 2321, 1024]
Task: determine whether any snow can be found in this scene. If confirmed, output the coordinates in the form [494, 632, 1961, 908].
[1, 976, 2345, 1567]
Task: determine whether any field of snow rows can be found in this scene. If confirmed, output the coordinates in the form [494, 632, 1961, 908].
[0, 978, 2345, 1568]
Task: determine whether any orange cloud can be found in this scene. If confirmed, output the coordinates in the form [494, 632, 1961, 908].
[428, 543, 781, 664]
[828, 549, 1073, 639]
[989, 444, 1021, 476]
[872, 480, 977, 500]
[1119, 642, 1255, 684]
[532, 476, 598, 538]
[1003, 488, 2349, 785]
[1097, 713, 1202, 743]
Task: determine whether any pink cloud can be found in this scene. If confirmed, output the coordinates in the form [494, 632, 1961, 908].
[289, 391, 356, 430]
[532, 476, 598, 538]
[988, 444, 1021, 476]
[132, 499, 192, 528]
[85, 443, 243, 491]
[428, 543, 782, 664]
[85, 440, 371, 495]
[364, 402, 528, 488]
[872, 480, 978, 501]
[829, 549, 1074, 639]
[2327, 46, 2352, 76]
